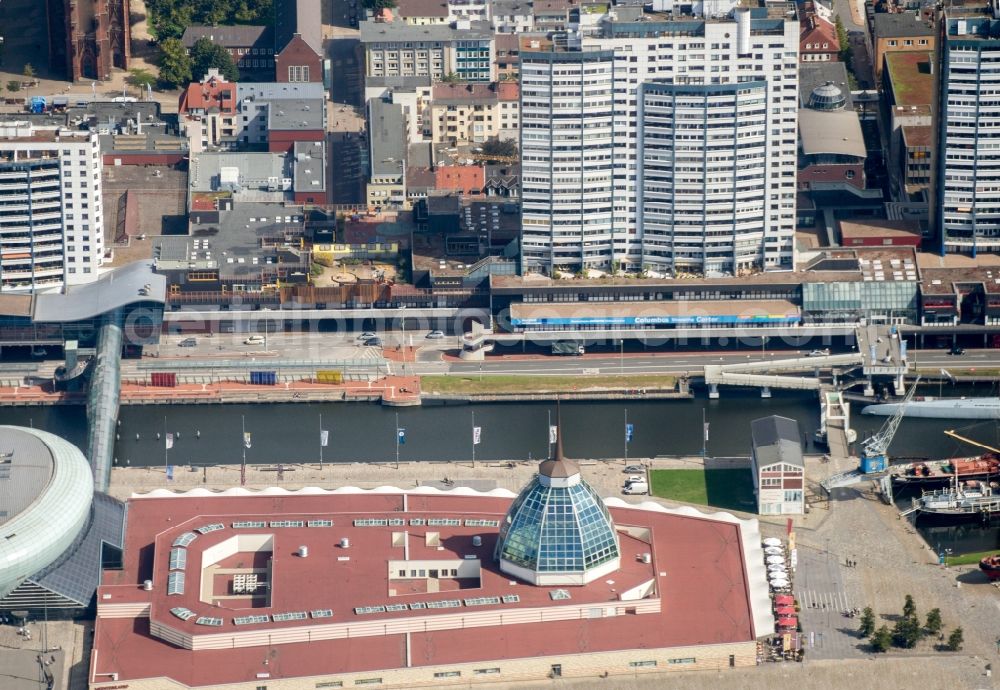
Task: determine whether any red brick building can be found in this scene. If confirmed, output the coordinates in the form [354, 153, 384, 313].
[46, 0, 131, 81]
[275, 34, 324, 83]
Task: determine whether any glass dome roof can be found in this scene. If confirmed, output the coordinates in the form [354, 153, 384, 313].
[809, 81, 847, 111]
[494, 425, 620, 585]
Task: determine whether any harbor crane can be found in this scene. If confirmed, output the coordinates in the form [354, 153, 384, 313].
[860, 377, 920, 473]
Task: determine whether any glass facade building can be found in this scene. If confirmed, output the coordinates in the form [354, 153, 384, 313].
[495, 454, 620, 586]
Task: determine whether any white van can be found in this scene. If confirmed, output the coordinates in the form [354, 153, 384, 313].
[623, 481, 648, 495]
[244, 335, 265, 345]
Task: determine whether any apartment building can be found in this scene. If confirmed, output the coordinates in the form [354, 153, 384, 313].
[181, 26, 276, 77]
[937, 1, 1000, 255]
[360, 17, 496, 82]
[520, 6, 799, 275]
[0, 123, 104, 292]
[872, 11, 935, 79]
[428, 82, 519, 145]
[177, 71, 239, 153]
[367, 99, 409, 208]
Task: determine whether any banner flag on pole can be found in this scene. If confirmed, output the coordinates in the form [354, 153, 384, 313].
[244, 432, 252, 449]
[549, 425, 558, 444]
[165, 433, 174, 450]
[320, 430, 329, 447]
[166, 465, 174, 481]
[397, 428, 406, 445]
[625, 423, 634, 443]
[473, 426, 482, 445]
[704, 422, 710, 442]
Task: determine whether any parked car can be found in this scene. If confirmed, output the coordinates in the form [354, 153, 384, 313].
[949, 345, 965, 355]
[358, 331, 376, 340]
[30, 347, 48, 358]
[807, 348, 831, 357]
[623, 481, 649, 495]
[363, 337, 383, 347]
[244, 335, 265, 345]
[426, 330, 445, 339]
[624, 475, 644, 486]
[623, 465, 644, 474]
[178, 337, 197, 347]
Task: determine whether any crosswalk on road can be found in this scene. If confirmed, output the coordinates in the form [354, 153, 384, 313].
[796, 588, 852, 612]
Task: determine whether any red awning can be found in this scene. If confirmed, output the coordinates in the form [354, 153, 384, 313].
[774, 595, 794, 605]
[777, 617, 798, 628]
[774, 606, 796, 616]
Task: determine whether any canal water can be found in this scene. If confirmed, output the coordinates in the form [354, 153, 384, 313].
[2, 388, 997, 554]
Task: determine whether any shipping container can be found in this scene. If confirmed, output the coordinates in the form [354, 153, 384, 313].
[150, 372, 177, 387]
[316, 370, 343, 384]
[249, 371, 277, 386]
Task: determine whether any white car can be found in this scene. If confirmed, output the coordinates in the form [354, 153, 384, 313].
[426, 330, 445, 339]
[807, 349, 831, 357]
[244, 335, 265, 345]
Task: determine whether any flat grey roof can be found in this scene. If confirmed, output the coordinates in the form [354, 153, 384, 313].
[873, 12, 935, 39]
[156, 203, 307, 279]
[360, 18, 493, 43]
[369, 99, 407, 176]
[237, 82, 327, 102]
[267, 98, 325, 131]
[189, 152, 291, 192]
[0, 427, 54, 528]
[799, 62, 854, 109]
[293, 141, 326, 193]
[33, 261, 166, 322]
[799, 109, 867, 159]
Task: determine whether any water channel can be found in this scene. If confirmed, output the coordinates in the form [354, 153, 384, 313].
[3, 387, 998, 554]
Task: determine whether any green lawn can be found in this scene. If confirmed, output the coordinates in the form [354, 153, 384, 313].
[944, 549, 995, 567]
[649, 468, 757, 512]
[421, 374, 676, 395]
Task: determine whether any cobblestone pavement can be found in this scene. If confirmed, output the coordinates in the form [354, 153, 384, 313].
[0, 619, 85, 690]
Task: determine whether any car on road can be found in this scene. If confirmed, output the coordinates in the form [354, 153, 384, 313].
[30, 347, 48, 358]
[949, 345, 965, 355]
[807, 348, 831, 357]
[426, 330, 445, 339]
[244, 335, 265, 345]
[363, 337, 383, 347]
[623, 465, 644, 474]
[178, 337, 197, 347]
[358, 331, 376, 340]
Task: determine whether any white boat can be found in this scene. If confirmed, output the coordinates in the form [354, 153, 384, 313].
[863, 397, 1000, 420]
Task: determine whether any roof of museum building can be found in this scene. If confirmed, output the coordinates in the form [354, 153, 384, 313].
[91, 489, 764, 687]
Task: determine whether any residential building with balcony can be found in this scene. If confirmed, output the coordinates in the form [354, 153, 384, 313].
[177, 70, 239, 153]
[360, 17, 496, 82]
[937, 1, 1000, 256]
[428, 82, 519, 145]
[367, 99, 409, 208]
[0, 123, 104, 293]
[519, 5, 799, 275]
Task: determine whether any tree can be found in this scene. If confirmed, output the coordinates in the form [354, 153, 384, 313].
[925, 608, 943, 636]
[946, 627, 964, 652]
[902, 594, 917, 622]
[158, 37, 193, 88]
[6, 80, 20, 94]
[127, 68, 156, 91]
[439, 72, 462, 84]
[870, 625, 892, 653]
[145, 0, 273, 40]
[480, 138, 519, 160]
[892, 615, 922, 649]
[362, 0, 397, 11]
[859, 607, 876, 638]
[190, 37, 239, 82]
[834, 16, 851, 67]
[22, 63, 36, 82]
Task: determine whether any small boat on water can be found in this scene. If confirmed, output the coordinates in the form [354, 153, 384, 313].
[890, 454, 1000, 487]
[980, 555, 1000, 581]
[904, 478, 1000, 520]
[863, 397, 1000, 420]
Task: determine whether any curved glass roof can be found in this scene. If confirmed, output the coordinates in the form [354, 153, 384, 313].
[809, 82, 847, 111]
[496, 480, 620, 576]
[0, 427, 93, 600]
